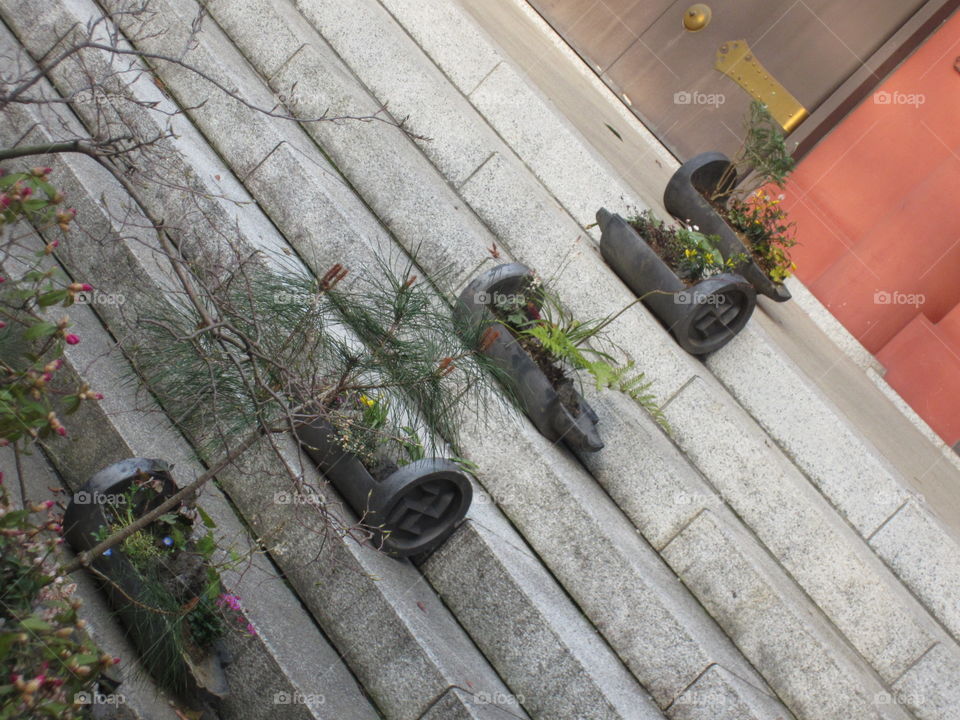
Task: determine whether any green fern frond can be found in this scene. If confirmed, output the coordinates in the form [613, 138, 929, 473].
[587, 360, 671, 434]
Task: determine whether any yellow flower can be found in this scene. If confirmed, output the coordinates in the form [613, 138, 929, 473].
[359, 394, 375, 408]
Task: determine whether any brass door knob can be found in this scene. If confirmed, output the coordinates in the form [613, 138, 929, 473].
[683, 4, 712, 32]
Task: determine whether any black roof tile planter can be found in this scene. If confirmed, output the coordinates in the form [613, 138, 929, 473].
[664, 152, 792, 303]
[455, 262, 604, 453]
[295, 418, 472, 558]
[63, 458, 230, 712]
[597, 208, 756, 355]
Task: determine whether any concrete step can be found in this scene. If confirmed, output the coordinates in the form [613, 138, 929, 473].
[7, 2, 956, 720]
[154, 0, 960, 716]
[0, 260, 377, 720]
[0, 18, 525, 718]
[172, 2, 806, 717]
[0, 26, 379, 720]
[263, 0, 960, 712]
[375, 0, 960, 650]
[662, 509, 910, 720]
[423, 516, 665, 719]
[31, 1, 671, 716]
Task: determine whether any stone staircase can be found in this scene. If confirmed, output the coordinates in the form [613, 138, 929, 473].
[3, 0, 960, 719]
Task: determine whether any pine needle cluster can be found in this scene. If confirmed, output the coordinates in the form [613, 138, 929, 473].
[131, 249, 510, 465]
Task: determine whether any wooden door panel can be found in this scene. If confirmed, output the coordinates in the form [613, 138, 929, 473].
[529, 0, 927, 160]
[527, 0, 674, 71]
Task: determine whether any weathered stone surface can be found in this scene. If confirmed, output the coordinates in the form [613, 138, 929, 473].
[666, 666, 795, 720]
[452, 403, 773, 709]
[291, 0, 493, 187]
[203, 0, 493, 298]
[662, 376, 941, 684]
[871, 500, 960, 643]
[468, 60, 638, 236]
[424, 520, 665, 719]
[573, 385, 711, 551]
[418, 688, 525, 720]
[378, 0, 502, 93]
[891, 643, 960, 720]
[661, 510, 911, 720]
[706, 322, 910, 537]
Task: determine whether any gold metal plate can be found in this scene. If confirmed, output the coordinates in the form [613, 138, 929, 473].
[715, 40, 809, 132]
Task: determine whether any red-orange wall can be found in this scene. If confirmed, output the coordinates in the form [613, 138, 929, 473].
[782, 9, 960, 445]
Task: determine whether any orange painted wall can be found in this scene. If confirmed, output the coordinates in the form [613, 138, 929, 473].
[782, 9, 960, 445]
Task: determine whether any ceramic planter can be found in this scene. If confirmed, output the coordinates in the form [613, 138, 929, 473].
[63, 458, 229, 707]
[295, 418, 472, 558]
[455, 262, 604, 453]
[664, 151, 792, 302]
[597, 208, 756, 355]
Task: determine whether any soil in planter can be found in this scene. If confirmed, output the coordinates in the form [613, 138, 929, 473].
[627, 216, 695, 286]
[627, 212, 733, 287]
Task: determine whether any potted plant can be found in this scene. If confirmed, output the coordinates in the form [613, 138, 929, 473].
[63, 458, 246, 715]
[132, 252, 502, 561]
[455, 263, 668, 452]
[664, 101, 797, 302]
[596, 207, 756, 355]
[294, 397, 473, 558]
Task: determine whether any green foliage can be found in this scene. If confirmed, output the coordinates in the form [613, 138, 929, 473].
[738, 100, 795, 192]
[88, 476, 241, 695]
[133, 252, 507, 465]
[494, 280, 670, 433]
[0, 167, 100, 449]
[712, 100, 796, 203]
[725, 191, 797, 283]
[0, 484, 114, 719]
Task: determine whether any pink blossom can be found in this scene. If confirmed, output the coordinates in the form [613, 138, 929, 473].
[216, 593, 242, 611]
[245, 623, 257, 636]
[64, 334, 80, 345]
[56, 427, 67, 437]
